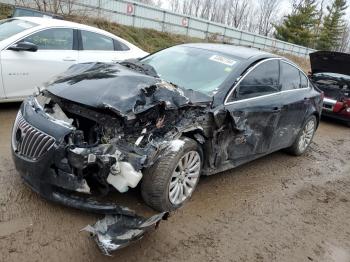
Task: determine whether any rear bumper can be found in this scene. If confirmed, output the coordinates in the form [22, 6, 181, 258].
[321, 110, 350, 122]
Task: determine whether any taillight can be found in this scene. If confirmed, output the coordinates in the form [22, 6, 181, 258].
[333, 102, 344, 112]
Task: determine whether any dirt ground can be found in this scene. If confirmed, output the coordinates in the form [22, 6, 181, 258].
[0, 102, 349, 262]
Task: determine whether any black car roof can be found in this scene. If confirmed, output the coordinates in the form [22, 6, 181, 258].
[180, 43, 278, 60]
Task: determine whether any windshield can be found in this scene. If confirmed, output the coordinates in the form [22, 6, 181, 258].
[0, 19, 37, 41]
[142, 46, 239, 95]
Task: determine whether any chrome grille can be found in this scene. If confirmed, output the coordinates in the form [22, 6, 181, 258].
[12, 111, 55, 160]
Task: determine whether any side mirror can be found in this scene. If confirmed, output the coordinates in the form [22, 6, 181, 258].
[8, 41, 38, 52]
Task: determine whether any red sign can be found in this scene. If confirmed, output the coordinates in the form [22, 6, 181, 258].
[126, 3, 134, 15]
[182, 17, 188, 27]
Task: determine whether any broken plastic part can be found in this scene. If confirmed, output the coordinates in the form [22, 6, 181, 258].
[82, 212, 168, 256]
[107, 162, 143, 193]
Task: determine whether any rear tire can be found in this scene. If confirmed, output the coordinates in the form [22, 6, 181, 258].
[141, 138, 202, 212]
[287, 115, 317, 156]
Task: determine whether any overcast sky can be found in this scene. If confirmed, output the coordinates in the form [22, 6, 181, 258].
[159, 0, 350, 20]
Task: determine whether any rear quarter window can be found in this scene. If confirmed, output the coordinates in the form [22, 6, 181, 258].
[81, 30, 114, 51]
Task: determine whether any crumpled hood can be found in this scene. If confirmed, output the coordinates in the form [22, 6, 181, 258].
[46, 62, 211, 117]
[310, 51, 350, 76]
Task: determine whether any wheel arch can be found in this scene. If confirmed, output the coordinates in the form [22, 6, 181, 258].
[180, 129, 206, 165]
[311, 111, 320, 129]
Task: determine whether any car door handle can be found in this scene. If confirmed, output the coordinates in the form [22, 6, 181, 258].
[304, 97, 310, 101]
[63, 57, 76, 61]
[112, 59, 119, 63]
[272, 106, 281, 112]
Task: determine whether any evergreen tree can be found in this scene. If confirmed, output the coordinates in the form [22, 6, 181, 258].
[317, 0, 348, 51]
[274, 0, 318, 47]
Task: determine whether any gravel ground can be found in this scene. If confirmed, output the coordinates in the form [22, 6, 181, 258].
[0, 102, 349, 262]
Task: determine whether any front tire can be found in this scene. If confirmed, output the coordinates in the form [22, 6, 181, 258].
[287, 115, 317, 156]
[141, 138, 202, 212]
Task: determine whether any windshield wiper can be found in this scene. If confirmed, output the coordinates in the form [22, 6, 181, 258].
[120, 59, 158, 78]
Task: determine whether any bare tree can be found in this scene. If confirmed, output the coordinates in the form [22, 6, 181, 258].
[169, 0, 181, 13]
[226, 0, 251, 28]
[257, 0, 280, 36]
[14, 0, 78, 15]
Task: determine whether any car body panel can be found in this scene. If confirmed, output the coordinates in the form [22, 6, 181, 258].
[224, 93, 282, 163]
[1, 48, 79, 98]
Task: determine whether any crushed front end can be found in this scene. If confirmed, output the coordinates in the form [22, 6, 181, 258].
[12, 96, 144, 214]
[11, 93, 176, 253]
[11, 62, 215, 254]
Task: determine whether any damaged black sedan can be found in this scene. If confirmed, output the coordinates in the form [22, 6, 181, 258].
[12, 44, 322, 252]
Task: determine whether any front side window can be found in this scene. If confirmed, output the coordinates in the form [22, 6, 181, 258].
[281, 62, 301, 90]
[81, 31, 114, 51]
[233, 59, 280, 101]
[22, 28, 73, 50]
[0, 19, 37, 41]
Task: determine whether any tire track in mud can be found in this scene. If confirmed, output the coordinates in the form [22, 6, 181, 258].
[0, 103, 349, 262]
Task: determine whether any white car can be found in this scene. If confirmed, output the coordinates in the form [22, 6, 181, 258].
[0, 17, 149, 102]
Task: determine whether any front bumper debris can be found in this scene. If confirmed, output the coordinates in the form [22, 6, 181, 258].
[14, 148, 168, 254]
[11, 102, 168, 255]
[82, 212, 168, 255]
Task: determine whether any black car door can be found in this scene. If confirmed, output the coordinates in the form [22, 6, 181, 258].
[224, 59, 282, 166]
[270, 61, 310, 150]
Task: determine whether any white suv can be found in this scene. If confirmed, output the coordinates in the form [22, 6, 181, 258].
[0, 17, 149, 102]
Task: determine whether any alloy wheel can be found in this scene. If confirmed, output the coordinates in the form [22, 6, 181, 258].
[298, 119, 315, 152]
[168, 151, 201, 205]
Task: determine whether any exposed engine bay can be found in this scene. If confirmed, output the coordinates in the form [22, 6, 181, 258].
[310, 74, 350, 101]
[309, 51, 350, 122]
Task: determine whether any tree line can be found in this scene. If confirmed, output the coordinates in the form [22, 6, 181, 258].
[139, 0, 349, 52]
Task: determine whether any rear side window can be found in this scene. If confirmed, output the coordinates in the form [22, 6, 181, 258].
[81, 30, 114, 51]
[281, 62, 301, 90]
[300, 72, 308, 88]
[22, 28, 73, 50]
[235, 59, 280, 100]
